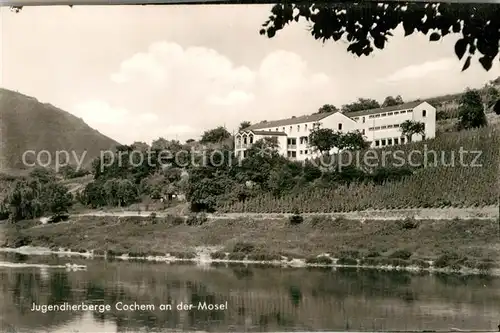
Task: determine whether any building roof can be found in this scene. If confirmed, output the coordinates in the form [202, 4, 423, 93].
[244, 111, 338, 130]
[346, 101, 425, 118]
[251, 130, 287, 136]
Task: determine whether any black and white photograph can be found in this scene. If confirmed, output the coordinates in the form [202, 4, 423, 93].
[1, 1, 500, 332]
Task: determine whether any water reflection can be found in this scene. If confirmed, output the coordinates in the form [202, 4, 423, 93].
[0, 253, 498, 332]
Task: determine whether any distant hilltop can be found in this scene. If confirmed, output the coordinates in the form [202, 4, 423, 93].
[0, 88, 120, 173]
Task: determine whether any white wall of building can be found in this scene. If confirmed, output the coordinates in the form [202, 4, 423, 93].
[353, 102, 436, 148]
[235, 102, 437, 159]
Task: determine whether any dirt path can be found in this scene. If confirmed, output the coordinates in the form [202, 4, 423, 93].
[74, 206, 499, 221]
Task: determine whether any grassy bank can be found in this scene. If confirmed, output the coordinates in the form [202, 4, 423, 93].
[1, 215, 498, 274]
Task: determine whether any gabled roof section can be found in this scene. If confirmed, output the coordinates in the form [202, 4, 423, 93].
[245, 111, 338, 130]
[251, 130, 287, 136]
[346, 101, 425, 118]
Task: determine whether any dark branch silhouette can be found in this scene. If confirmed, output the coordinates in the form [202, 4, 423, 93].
[260, 2, 500, 71]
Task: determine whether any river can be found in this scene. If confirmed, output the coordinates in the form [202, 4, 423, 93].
[0, 252, 499, 332]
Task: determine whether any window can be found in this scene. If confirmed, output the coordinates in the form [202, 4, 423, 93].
[369, 115, 374, 119]
[394, 111, 399, 115]
[290, 126, 293, 132]
[381, 113, 387, 117]
[268, 129, 271, 131]
[407, 109, 413, 113]
[387, 125, 393, 128]
[381, 125, 387, 129]
[381, 139, 386, 146]
[400, 110, 406, 114]
[388, 138, 392, 145]
[304, 150, 308, 154]
[369, 127, 374, 131]
[422, 134, 426, 140]
[291, 151, 296, 158]
[282, 127, 285, 131]
[401, 137, 405, 144]
[243, 137, 247, 144]
[249, 135, 253, 144]
[287, 138, 297, 145]
[374, 126, 381, 130]
[363, 117, 366, 123]
[362, 129, 365, 135]
[299, 150, 303, 154]
[276, 128, 278, 131]
[338, 123, 343, 130]
[374, 114, 380, 118]
[305, 124, 308, 131]
[375, 140, 380, 147]
[422, 110, 427, 117]
[394, 138, 399, 145]
[387, 112, 393, 116]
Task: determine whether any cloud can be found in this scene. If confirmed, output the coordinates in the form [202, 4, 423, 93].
[87, 42, 335, 144]
[71, 100, 129, 125]
[380, 58, 457, 83]
[207, 90, 255, 106]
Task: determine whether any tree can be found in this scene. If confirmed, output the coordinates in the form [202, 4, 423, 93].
[317, 104, 339, 114]
[338, 131, 370, 151]
[457, 89, 488, 130]
[481, 83, 500, 109]
[308, 127, 340, 154]
[260, 3, 500, 71]
[382, 95, 404, 107]
[200, 126, 231, 144]
[42, 182, 73, 216]
[400, 120, 426, 143]
[239, 121, 252, 131]
[341, 98, 380, 113]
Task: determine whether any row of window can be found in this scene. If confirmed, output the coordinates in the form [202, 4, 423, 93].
[353, 109, 427, 123]
[374, 137, 406, 147]
[373, 135, 426, 147]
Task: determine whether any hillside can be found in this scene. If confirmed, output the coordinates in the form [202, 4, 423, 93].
[0, 88, 120, 172]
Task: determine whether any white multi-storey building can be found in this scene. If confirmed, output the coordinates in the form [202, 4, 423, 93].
[234, 101, 436, 161]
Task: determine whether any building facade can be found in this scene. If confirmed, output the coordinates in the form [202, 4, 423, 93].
[235, 101, 436, 161]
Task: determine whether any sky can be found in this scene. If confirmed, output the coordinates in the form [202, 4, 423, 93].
[1, 5, 500, 144]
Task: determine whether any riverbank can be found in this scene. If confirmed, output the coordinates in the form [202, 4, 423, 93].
[1, 214, 499, 275]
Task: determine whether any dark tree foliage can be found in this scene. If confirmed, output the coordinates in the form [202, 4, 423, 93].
[342, 98, 380, 113]
[317, 104, 339, 114]
[457, 89, 488, 129]
[261, 2, 500, 71]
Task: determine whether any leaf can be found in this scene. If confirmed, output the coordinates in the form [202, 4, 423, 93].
[452, 22, 461, 33]
[462, 56, 471, 71]
[479, 56, 493, 71]
[454, 39, 467, 60]
[373, 35, 385, 49]
[259, 29, 266, 35]
[429, 32, 441, 41]
[267, 28, 276, 38]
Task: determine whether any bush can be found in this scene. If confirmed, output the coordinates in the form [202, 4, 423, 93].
[210, 251, 227, 260]
[389, 249, 412, 260]
[228, 252, 246, 260]
[232, 242, 255, 254]
[400, 218, 419, 230]
[169, 251, 196, 259]
[247, 253, 281, 261]
[186, 213, 208, 226]
[410, 259, 430, 268]
[434, 252, 465, 268]
[387, 258, 409, 267]
[476, 261, 494, 272]
[336, 257, 358, 266]
[305, 256, 333, 265]
[289, 211, 304, 225]
[365, 251, 381, 258]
